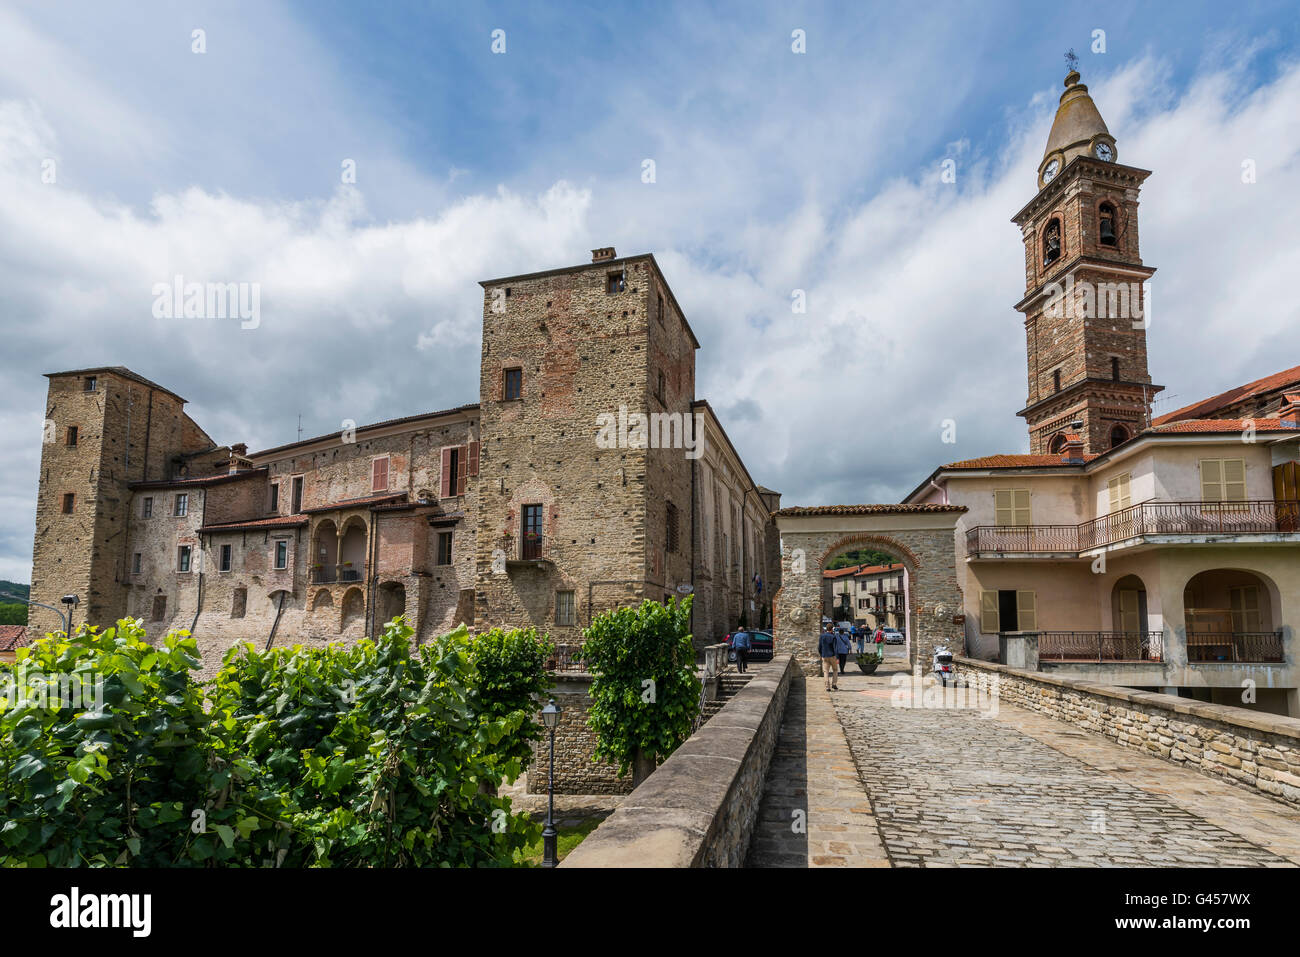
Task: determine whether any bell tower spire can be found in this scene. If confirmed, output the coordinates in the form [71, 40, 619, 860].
[1011, 67, 1162, 456]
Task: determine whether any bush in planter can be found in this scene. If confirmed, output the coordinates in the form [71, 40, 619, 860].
[580, 597, 701, 780]
[855, 646, 883, 674]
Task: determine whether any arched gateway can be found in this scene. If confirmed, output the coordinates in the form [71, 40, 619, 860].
[772, 504, 968, 672]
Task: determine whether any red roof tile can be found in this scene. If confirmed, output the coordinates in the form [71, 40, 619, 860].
[302, 493, 406, 514]
[941, 454, 1099, 469]
[779, 503, 967, 516]
[0, 626, 29, 651]
[1149, 418, 1299, 434]
[130, 468, 267, 490]
[853, 563, 904, 577]
[822, 565, 863, 579]
[1153, 363, 1300, 425]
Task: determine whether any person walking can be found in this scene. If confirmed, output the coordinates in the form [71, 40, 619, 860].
[732, 630, 751, 674]
[834, 628, 852, 676]
[818, 628, 839, 691]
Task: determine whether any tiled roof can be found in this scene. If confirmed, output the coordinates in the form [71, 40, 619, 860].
[130, 468, 267, 490]
[822, 565, 862, 579]
[302, 493, 407, 514]
[778, 503, 967, 516]
[1148, 418, 1298, 434]
[0, 626, 29, 651]
[1153, 363, 1300, 425]
[249, 404, 480, 459]
[854, 562, 904, 577]
[200, 515, 310, 533]
[941, 454, 1099, 469]
[45, 366, 186, 403]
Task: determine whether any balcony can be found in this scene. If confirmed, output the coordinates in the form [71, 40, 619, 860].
[311, 565, 365, 585]
[967, 499, 1297, 557]
[1187, 631, 1285, 664]
[1037, 631, 1163, 662]
[502, 533, 553, 570]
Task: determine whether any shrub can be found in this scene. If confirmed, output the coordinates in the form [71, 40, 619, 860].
[580, 597, 701, 777]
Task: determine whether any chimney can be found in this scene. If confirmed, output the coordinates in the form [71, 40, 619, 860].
[228, 443, 250, 473]
[591, 247, 617, 263]
[1059, 420, 1086, 464]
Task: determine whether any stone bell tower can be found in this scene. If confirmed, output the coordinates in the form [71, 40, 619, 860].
[1012, 67, 1162, 455]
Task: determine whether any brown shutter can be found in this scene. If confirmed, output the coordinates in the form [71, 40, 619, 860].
[467, 440, 480, 477]
[372, 457, 388, 492]
[456, 448, 467, 496]
[440, 447, 452, 499]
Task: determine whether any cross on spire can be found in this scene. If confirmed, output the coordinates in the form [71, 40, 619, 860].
[1064, 49, 1079, 73]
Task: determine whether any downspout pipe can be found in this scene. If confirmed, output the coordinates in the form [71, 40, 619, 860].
[188, 488, 207, 636]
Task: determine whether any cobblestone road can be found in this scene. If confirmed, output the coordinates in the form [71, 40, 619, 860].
[831, 654, 1300, 867]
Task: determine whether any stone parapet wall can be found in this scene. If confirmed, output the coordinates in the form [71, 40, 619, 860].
[955, 656, 1300, 809]
[561, 654, 797, 867]
[527, 672, 633, 796]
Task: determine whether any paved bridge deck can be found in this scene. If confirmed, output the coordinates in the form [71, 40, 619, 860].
[746, 649, 1300, 867]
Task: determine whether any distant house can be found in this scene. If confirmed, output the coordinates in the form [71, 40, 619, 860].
[0, 625, 29, 663]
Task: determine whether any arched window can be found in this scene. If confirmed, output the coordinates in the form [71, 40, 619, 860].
[1048, 433, 1068, 454]
[1109, 424, 1129, 449]
[1098, 203, 1117, 247]
[1042, 219, 1062, 266]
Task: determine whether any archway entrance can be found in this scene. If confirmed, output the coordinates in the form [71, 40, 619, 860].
[773, 504, 967, 673]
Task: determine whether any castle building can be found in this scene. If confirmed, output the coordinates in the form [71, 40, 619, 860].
[906, 71, 1300, 716]
[28, 250, 780, 685]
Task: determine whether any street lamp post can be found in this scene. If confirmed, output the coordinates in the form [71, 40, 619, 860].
[61, 595, 80, 635]
[0, 591, 72, 636]
[540, 697, 562, 868]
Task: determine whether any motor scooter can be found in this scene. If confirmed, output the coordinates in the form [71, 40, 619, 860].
[932, 645, 955, 687]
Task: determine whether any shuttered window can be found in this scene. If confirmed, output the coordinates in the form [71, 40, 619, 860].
[980, 591, 1000, 633]
[372, 456, 389, 492]
[1016, 591, 1037, 631]
[1107, 472, 1132, 513]
[1229, 586, 1261, 631]
[994, 489, 1031, 525]
[1200, 458, 1246, 502]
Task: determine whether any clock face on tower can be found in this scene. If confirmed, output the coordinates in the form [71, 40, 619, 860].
[1094, 142, 1114, 162]
[1042, 158, 1060, 183]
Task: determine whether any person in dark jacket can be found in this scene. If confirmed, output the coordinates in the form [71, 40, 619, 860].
[818, 630, 840, 691]
[731, 630, 751, 673]
[834, 629, 852, 674]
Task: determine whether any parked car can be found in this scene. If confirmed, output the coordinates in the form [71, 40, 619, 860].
[725, 630, 774, 662]
[882, 628, 905, 645]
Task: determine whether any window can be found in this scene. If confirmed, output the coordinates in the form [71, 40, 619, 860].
[606, 271, 625, 294]
[219, 543, 233, 572]
[132, 552, 142, 574]
[666, 501, 679, 553]
[503, 367, 522, 401]
[142, 496, 153, 518]
[1229, 586, 1262, 632]
[436, 530, 453, 566]
[1048, 433, 1068, 455]
[269, 484, 279, 512]
[292, 476, 304, 513]
[1109, 424, 1129, 449]
[232, 587, 247, 619]
[178, 545, 192, 573]
[657, 371, 666, 404]
[858, 598, 868, 610]
[65, 426, 78, 447]
[448, 447, 462, 496]
[151, 595, 167, 620]
[84, 376, 97, 393]
[274, 540, 289, 570]
[1042, 219, 1062, 266]
[980, 590, 1037, 633]
[657, 293, 665, 324]
[556, 590, 576, 627]
[1099, 202, 1117, 246]
[174, 493, 188, 517]
[1107, 472, 1132, 513]
[522, 504, 543, 559]
[1111, 356, 1121, 381]
[61, 492, 75, 514]
[994, 489, 1031, 526]
[1052, 369, 1062, 393]
[372, 456, 390, 492]
[1200, 458, 1246, 503]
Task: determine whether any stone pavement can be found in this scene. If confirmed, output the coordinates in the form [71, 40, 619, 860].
[744, 669, 889, 867]
[831, 652, 1300, 867]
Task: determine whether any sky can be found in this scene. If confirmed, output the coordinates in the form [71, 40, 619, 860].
[1, 0, 1299, 582]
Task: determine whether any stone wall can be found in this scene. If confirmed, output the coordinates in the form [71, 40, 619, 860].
[956, 656, 1300, 808]
[526, 672, 633, 796]
[561, 655, 797, 868]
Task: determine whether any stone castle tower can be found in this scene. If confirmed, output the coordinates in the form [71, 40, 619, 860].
[1012, 69, 1162, 455]
[30, 367, 220, 635]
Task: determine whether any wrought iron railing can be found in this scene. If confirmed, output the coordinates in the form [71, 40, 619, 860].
[1036, 631, 1163, 662]
[968, 499, 1294, 554]
[310, 566, 365, 584]
[1186, 631, 1285, 663]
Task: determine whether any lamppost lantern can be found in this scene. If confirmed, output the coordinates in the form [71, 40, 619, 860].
[541, 697, 561, 730]
[540, 697, 562, 867]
